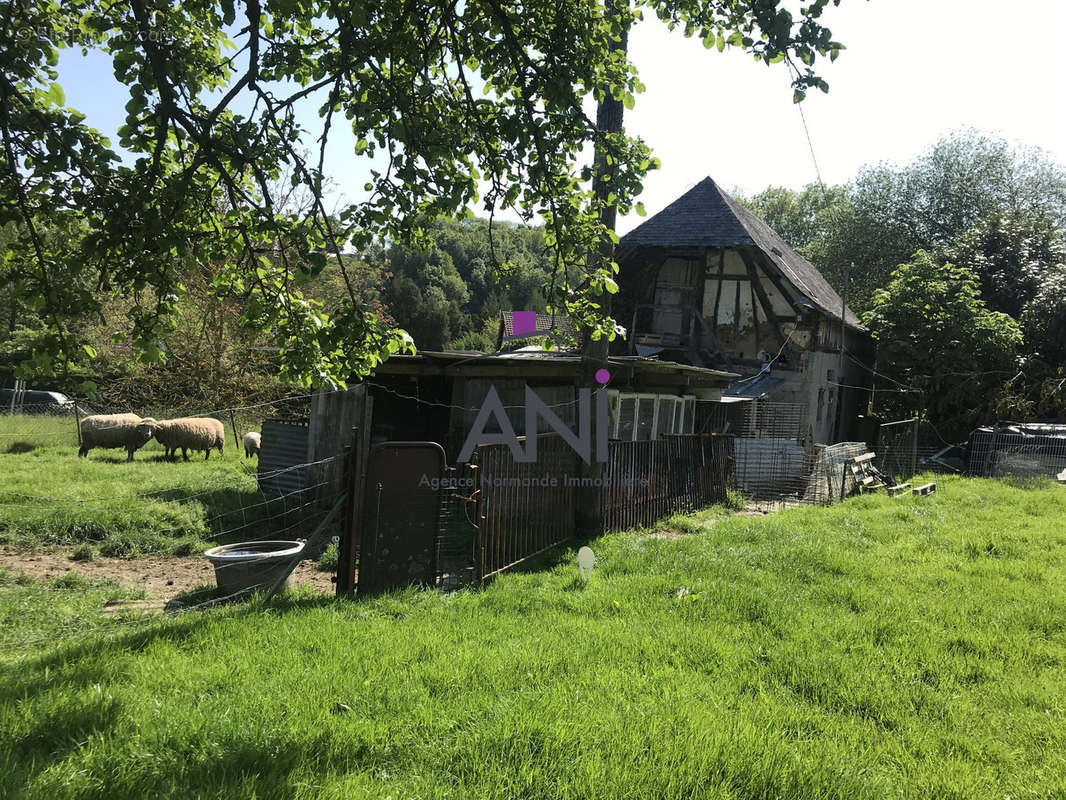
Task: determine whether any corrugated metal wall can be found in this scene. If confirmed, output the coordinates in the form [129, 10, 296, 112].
[258, 417, 310, 495]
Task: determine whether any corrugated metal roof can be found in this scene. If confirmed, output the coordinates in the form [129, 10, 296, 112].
[725, 371, 785, 399]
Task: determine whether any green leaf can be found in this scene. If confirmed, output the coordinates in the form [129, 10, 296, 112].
[46, 82, 65, 107]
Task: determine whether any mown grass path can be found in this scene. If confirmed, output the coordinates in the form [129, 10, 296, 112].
[1, 476, 1064, 799]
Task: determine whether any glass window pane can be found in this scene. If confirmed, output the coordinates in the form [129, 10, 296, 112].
[656, 396, 674, 438]
[636, 398, 656, 440]
[617, 397, 636, 441]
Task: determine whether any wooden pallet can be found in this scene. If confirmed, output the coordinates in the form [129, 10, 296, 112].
[841, 452, 887, 498]
[886, 482, 911, 497]
[912, 482, 937, 496]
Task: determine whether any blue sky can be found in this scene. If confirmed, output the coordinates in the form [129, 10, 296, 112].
[56, 0, 1066, 235]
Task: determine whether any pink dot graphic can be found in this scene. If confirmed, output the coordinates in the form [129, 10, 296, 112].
[594, 368, 611, 385]
[511, 310, 537, 336]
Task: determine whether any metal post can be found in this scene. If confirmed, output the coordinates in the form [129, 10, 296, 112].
[74, 397, 82, 448]
[229, 409, 240, 451]
[984, 423, 1001, 478]
[910, 415, 919, 479]
[335, 428, 358, 596]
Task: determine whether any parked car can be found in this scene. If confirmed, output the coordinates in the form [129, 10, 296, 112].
[0, 388, 77, 414]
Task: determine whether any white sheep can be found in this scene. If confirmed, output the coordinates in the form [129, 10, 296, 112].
[154, 417, 226, 461]
[78, 413, 158, 462]
[243, 431, 261, 459]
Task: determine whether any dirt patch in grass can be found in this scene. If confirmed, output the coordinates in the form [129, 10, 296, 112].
[0, 546, 335, 598]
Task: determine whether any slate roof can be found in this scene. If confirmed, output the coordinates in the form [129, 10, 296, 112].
[619, 177, 863, 329]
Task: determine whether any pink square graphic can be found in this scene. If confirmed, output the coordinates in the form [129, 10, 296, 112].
[511, 310, 537, 336]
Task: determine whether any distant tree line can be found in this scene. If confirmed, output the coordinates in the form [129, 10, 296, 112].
[0, 216, 559, 409]
[3, 129, 1064, 437]
[737, 130, 1066, 438]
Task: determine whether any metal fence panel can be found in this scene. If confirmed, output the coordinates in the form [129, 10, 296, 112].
[875, 418, 919, 482]
[473, 433, 578, 581]
[258, 417, 310, 495]
[357, 442, 446, 594]
[601, 434, 732, 531]
[966, 424, 1066, 479]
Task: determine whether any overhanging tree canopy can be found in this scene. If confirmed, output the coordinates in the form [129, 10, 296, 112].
[1, 0, 845, 387]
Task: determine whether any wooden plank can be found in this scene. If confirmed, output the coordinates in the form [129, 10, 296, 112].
[852, 452, 877, 464]
[749, 274, 761, 357]
[754, 251, 799, 310]
[912, 482, 937, 496]
[739, 248, 787, 348]
[887, 483, 911, 497]
[732, 278, 742, 350]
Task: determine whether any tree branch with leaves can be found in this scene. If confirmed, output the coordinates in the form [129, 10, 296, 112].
[0, 0, 846, 388]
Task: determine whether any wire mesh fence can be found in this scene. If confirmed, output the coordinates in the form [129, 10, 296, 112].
[965, 424, 1066, 479]
[0, 453, 350, 659]
[720, 400, 841, 510]
[600, 434, 733, 531]
[874, 418, 918, 483]
[0, 393, 316, 456]
[468, 434, 578, 582]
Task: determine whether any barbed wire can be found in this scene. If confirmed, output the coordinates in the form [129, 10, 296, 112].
[1, 379, 598, 433]
[363, 380, 586, 412]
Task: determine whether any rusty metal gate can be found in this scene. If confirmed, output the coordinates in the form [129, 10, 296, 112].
[356, 442, 447, 594]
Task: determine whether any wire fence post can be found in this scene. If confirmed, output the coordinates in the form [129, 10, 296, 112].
[910, 415, 919, 479]
[74, 397, 82, 448]
[984, 422, 1001, 477]
[229, 409, 240, 451]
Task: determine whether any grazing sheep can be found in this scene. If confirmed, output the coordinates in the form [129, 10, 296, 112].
[154, 417, 225, 461]
[78, 413, 158, 462]
[243, 431, 261, 459]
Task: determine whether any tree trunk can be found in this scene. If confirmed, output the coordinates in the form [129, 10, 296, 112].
[577, 0, 629, 536]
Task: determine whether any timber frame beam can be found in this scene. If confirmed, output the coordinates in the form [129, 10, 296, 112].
[738, 248, 788, 348]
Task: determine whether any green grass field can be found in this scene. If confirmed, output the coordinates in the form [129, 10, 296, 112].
[1, 476, 1064, 799]
[0, 414, 315, 557]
